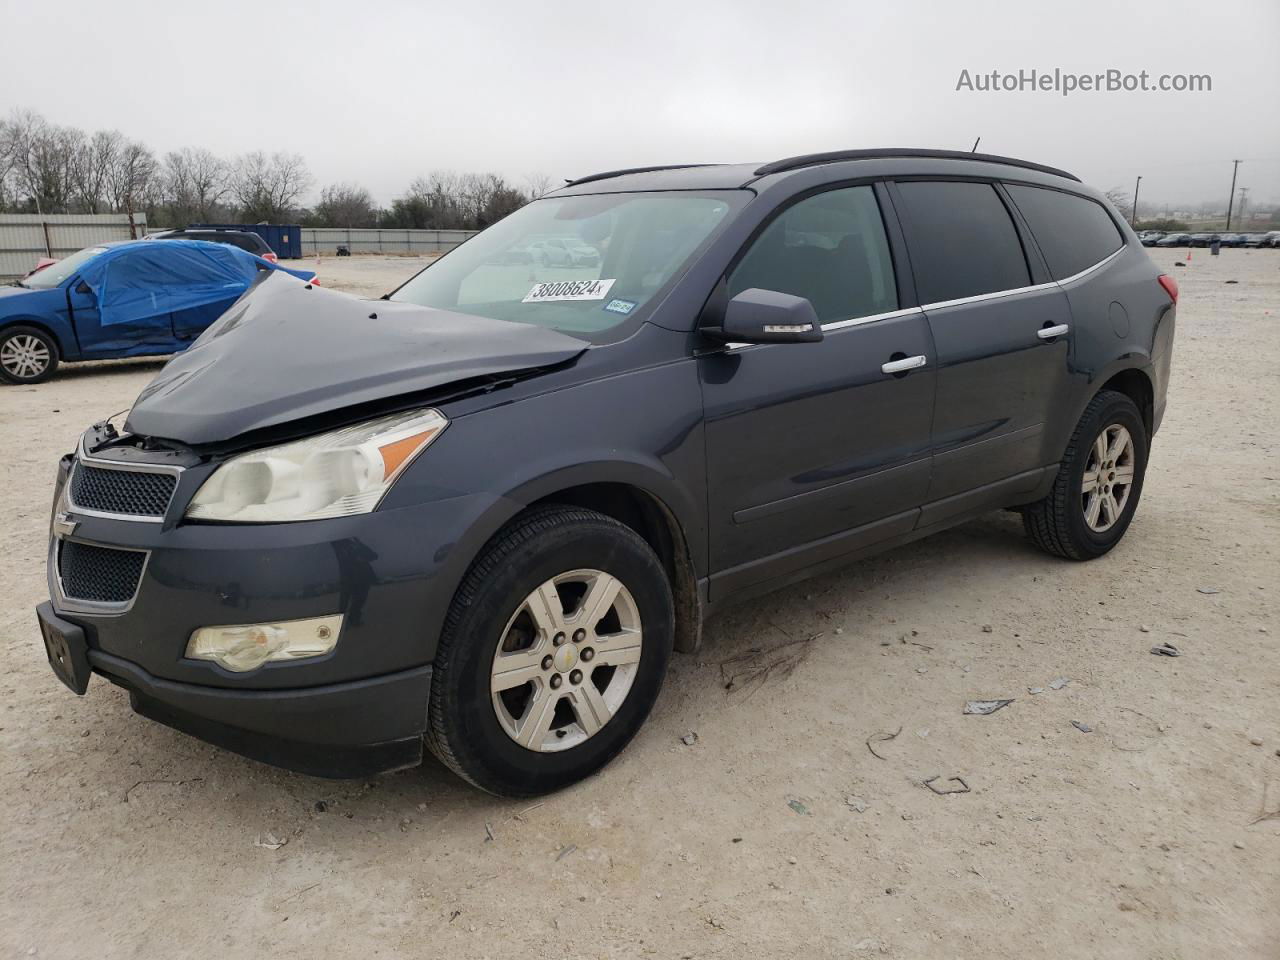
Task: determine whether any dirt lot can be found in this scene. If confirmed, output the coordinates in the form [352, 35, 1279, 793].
[1, 249, 1277, 959]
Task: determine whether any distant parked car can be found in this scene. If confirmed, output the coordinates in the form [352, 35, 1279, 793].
[1268, 231, 1280, 248]
[1186, 233, 1218, 248]
[147, 228, 279, 263]
[1240, 234, 1270, 248]
[528, 237, 600, 267]
[1139, 232, 1165, 247]
[0, 240, 313, 384]
[1216, 233, 1246, 247]
[1155, 233, 1192, 247]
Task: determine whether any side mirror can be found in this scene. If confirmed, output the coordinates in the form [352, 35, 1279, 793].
[706, 288, 823, 345]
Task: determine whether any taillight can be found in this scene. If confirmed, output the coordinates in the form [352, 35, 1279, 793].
[1158, 275, 1178, 303]
[264, 253, 279, 264]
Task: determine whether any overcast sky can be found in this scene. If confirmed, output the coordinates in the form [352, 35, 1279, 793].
[3, 0, 1277, 209]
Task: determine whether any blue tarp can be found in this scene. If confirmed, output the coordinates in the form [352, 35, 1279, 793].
[76, 239, 313, 328]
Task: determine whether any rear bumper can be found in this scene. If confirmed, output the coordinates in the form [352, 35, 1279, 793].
[90, 646, 431, 778]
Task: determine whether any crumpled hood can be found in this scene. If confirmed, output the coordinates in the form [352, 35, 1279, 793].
[125, 272, 588, 445]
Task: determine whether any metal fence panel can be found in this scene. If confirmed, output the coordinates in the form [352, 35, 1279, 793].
[0, 214, 147, 280]
[300, 227, 476, 256]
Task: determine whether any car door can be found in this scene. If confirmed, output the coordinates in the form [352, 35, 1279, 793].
[890, 179, 1074, 523]
[65, 274, 176, 355]
[699, 183, 936, 600]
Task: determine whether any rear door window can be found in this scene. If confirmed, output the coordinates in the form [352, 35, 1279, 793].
[728, 185, 898, 324]
[1005, 184, 1124, 279]
[894, 181, 1030, 304]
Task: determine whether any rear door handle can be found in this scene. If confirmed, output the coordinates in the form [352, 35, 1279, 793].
[881, 355, 927, 374]
[1037, 323, 1070, 340]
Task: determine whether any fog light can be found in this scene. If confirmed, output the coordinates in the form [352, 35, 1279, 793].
[186, 615, 341, 672]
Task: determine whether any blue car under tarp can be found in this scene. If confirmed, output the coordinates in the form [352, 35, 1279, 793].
[76, 239, 313, 330]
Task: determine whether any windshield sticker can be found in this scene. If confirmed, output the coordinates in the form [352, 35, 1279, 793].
[522, 278, 616, 303]
[603, 298, 637, 315]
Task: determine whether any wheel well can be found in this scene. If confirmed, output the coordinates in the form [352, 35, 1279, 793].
[529, 483, 702, 654]
[1, 319, 65, 358]
[1099, 368, 1154, 440]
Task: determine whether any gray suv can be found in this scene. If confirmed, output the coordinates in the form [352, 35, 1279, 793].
[38, 148, 1176, 796]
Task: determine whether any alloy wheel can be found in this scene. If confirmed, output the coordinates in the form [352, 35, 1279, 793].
[490, 568, 643, 753]
[0, 334, 51, 380]
[1082, 424, 1135, 533]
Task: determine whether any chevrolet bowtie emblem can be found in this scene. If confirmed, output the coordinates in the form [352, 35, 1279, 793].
[53, 512, 78, 538]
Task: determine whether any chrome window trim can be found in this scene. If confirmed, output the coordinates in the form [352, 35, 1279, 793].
[918, 280, 1059, 312]
[48, 487, 150, 617]
[66, 436, 184, 523]
[717, 242, 1127, 351]
[1053, 245, 1125, 286]
[822, 306, 923, 331]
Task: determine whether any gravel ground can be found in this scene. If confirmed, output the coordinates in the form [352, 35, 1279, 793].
[1, 249, 1276, 959]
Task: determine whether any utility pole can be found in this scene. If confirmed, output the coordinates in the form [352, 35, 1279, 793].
[1236, 186, 1250, 227]
[1225, 159, 1242, 230]
[971, 137, 981, 153]
[1131, 175, 1142, 227]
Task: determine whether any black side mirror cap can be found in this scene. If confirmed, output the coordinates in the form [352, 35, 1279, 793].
[704, 288, 823, 345]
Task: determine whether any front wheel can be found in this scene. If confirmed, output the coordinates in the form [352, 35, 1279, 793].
[425, 505, 674, 796]
[1023, 389, 1149, 560]
[0, 325, 59, 384]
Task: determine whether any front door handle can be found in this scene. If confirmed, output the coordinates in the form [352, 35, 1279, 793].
[1037, 323, 1070, 340]
[881, 355, 927, 374]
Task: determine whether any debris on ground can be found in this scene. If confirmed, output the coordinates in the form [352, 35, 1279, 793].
[1139, 625, 1151, 633]
[1049, 677, 1070, 690]
[254, 833, 288, 851]
[1071, 720, 1093, 733]
[845, 796, 868, 813]
[788, 799, 810, 815]
[1150, 643, 1181, 657]
[680, 732, 699, 746]
[1028, 687, 1045, 695]
[866, 726, 903, 760]
[1249, 737, 1263, 746]
[981, 624, 993, 633]
[964, 699, 1014, 716]
[1197, 587, 1220, 595]
[555, 844, 576, 862]
[924, 776, 970, 795]
[719, 631, 819, 694]
[484, 821, 496, 842]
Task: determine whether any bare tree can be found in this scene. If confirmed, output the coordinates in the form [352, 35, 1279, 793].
[6, 111, 80, 214]
[164, 146, 228, 223]
[108, 140, 158, 232]
[71, 129, 123, 213]
[1104, 187, 1133, 221]
[525, 172, 554, 200]
[309, 181, 377, 227]
[230, 151, 312, 221]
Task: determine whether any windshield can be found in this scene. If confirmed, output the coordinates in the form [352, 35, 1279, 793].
[20, 246, 108, 289]
[390, 191, 741, 337]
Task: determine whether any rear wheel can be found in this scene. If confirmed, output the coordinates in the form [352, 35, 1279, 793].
[0, 325, 59, 384]
[1023, 389, 1148, 560]
[426, 505, 674, 796]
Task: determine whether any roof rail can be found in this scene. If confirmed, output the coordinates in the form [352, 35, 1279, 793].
[564, 164, 717, 187]
[754, 148, 1080, 183]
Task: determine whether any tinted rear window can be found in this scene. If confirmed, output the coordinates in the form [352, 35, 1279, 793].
[894, 181, 1030, 303]
[1006, 184, 1124, 279]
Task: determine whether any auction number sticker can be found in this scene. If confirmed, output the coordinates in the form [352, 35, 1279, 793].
[523, 278, 616, 303]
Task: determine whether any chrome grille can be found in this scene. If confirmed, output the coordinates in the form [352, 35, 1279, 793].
[69, 463, 176, 518]
[57, 540, 146, 604]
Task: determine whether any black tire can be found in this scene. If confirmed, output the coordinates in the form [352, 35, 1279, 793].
[425, 505, 674, 796]
[0, 325, 59, 384]
[1023, 389, 1148, 560]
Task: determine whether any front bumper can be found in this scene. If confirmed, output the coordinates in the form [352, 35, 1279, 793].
[42, 444, 506, 778]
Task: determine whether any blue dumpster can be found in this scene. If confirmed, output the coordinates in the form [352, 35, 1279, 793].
[189, 224, 303, 260]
